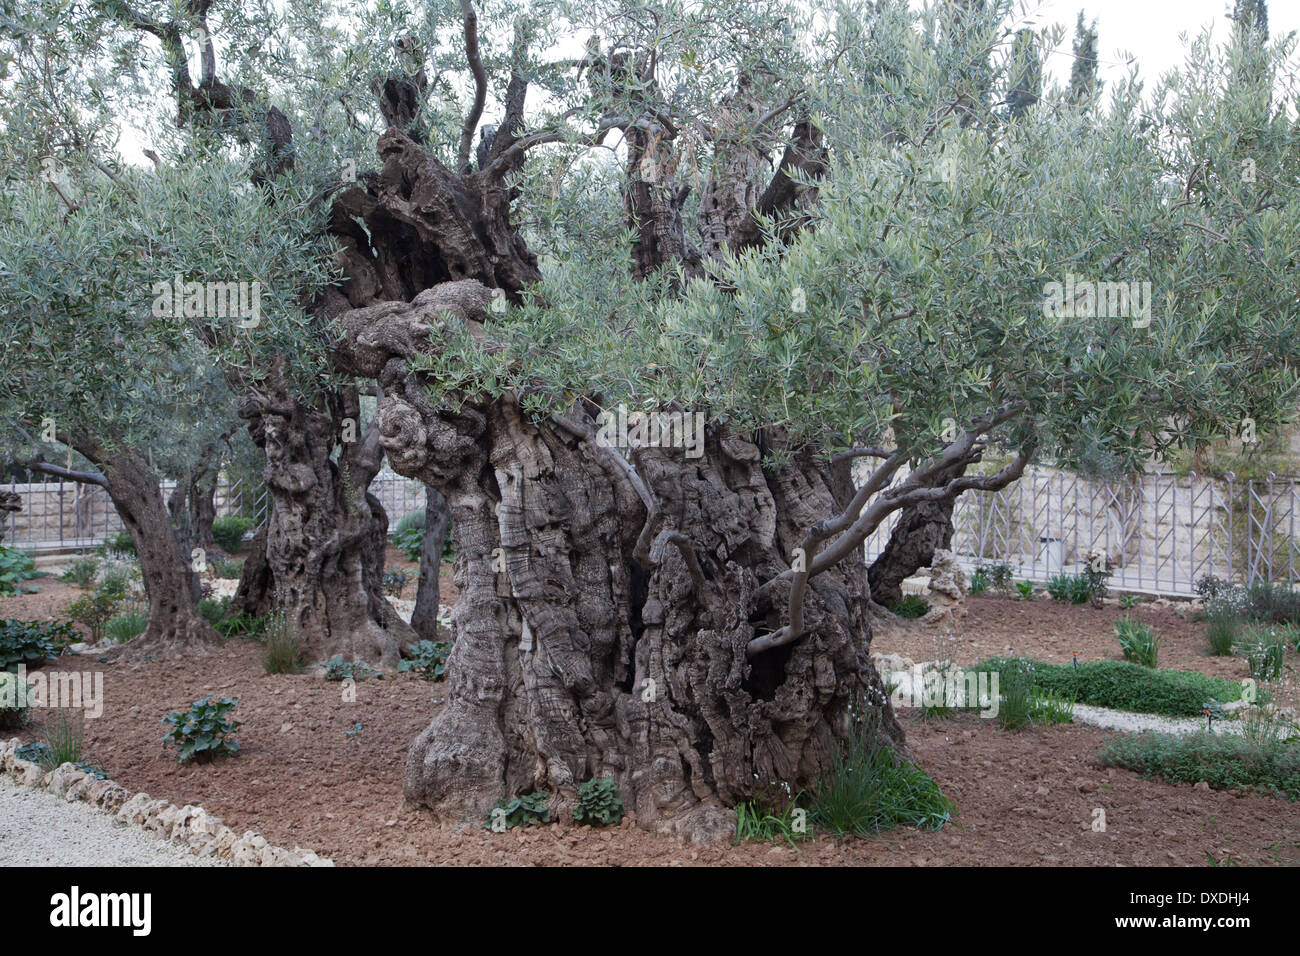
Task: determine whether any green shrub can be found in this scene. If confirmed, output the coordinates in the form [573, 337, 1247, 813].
[99, 531, 135, 556]
[0, 670, 28, 730]
[1239, 624, 1287, 682]
[0, 545, 40, 595]
[10, 741, 102, 776]
[1015, 580, 1035, 601]
[968, 570, 988, 595]
[808, 714, 953, 835]
[212, 558, 244, 580]
[997, 659, 1035, 729]
[161, 696, 242, 763]
[43, 709, 84, 767]
[1115, 616, 1160, 668]
[1030, 687, 1076, 725]
[573, 776, 624, 827]
[483, 791, 551, 830]
[261, 613, 303, 674]
[216, 612, 268, 640]
[1205, 606, 1240, 656]
[973, 657, 1242, 717]
[197, 597, 229, 626]
[1119, 594, 1140, 609]
[974, 562, 1014, 596]
[103, 610, 147, 644]
[0, 619, 75, 670]
[390, 510, 453, 563]
[888, 594, 929, 619]
[1099, 728, 1300, 800]
[399, 640, 450, 680]
[320, 656, 376, 682]
[211, 517, 254, 553]
[1082, 555, 1112, 607]
[59, 557, 99, 589]
[1047, 573, 1092, 604]
[1243, 581, 1300, 626]
[66, 577, 128, 643]
[734, 796, 806, 846]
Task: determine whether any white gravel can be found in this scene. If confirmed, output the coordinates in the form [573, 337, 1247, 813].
[0, 776, 226, 867]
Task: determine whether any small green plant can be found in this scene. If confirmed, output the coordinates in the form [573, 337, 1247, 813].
[0, 670, 29, 730]
[58, 557, 99, 589]
[211, 558, 244, 580]
[483, 791, 551, 830]
[1119, 594, 1140, 609]
[1243, 581, 1300, 626]
[399, 639, 451, 680]
[1029, 687, 1076, 725]
[0, 619, 75, 670]
[103, 609, 148, 644]
[975, 561, 1015, 596]
[43, 708, 84, 767]
[99, 531, 135, 556]
[808, 712, 953, 834]
[1082, 553, 1112, 607]
[888, 594, 929, 619]
[197, 597, 229, 626]
[320, 656, 376, 682]
[390, 509, 426, 562]
[968, 570, 988, 595]
[1205, 604, 1241, 656]
[211, 516, 254, 553]
[66, 577, 128, 643]
[1015, 580, 1035, 601]
[1115, 616, 1160, 668]
[1047, 573, 1092, 605]
[0, 545, 40, 595]
[734, 795, 807, 846]
[161, 696, 242, 763]
[216, 612, 268, 640]
[997, 659, 1035, 729]
[1239, 624, 1287, 682]
[261, 613, 303, 674]
[382, 567, 410, 598]
[573, 775, 625, 827]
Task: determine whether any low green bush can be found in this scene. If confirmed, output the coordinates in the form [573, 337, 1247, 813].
[1239, 623, 1287, 682]
[483, 791, 551, 830]
[1047, 573, 1092, 605]
[573, 776, 624, 827]
[0, 545, 40, 595]
[1205, 606, 1240, 656]
[58, 557, 99, 589]
[211, 516, 254, 553]
[99, 531, 135, 556]
[399, 639, 450, 680]
[808, 715, 953, 834]
[211, 558, 244, 580]
[1099, 727, 1300, 800]
[161, 696, 242, 763]
[0, 619, 75, 670]
[888, 594, 929, 619]
[1115, 616, 1160, 668]
[261, 613, 303, 674]
[103, 610, 147, 644]
[973, 657, 1242, 717]
[320, 656, 376, 682]
[66, 577, 129, 643]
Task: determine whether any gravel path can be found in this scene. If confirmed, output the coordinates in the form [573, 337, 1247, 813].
[0, 776, 226, 866]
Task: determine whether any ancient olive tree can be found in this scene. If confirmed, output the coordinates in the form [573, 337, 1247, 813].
[6, 0, 1299, 840]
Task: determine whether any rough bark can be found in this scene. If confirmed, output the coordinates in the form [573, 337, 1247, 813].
[230, 519, 275, 619]
[867, 460, 967, 608]
[410, 487, 451, 641]
[90, 448, 218, 656]
[239, 374, 412, 666]
[337, 284, 905, 842]
[0, 491, 19, 545]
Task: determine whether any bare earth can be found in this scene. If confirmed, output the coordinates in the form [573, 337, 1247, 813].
[4, 578, 1299, 866]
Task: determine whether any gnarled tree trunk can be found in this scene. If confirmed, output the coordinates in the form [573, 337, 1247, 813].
[410, 487, 450, 641]
[338, 285, 905, 842]
[867, 460, 967, 608]
[239, 375, 412, 666]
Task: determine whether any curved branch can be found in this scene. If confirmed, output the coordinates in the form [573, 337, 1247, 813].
[649, 529, 705, 594]
[456, 0, 489, 174]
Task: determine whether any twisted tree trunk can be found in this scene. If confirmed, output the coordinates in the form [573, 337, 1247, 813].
[867, 460, 968, 608]
[337, 285, 904, 842]
[410, 487, 451, 641]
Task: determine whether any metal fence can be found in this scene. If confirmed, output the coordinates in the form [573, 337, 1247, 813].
[0, 469, 429, 553]
[4, 466, 1298, 597]
[863, 470, 1300, 596]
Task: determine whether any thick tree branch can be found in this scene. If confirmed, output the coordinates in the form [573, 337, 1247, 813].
[456, 0, 489, 174]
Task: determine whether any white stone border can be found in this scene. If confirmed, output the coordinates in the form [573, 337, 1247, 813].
[1, 738, 334, 867]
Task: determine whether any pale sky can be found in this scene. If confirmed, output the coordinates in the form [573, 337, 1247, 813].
[1009, 0, 1300, 90]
